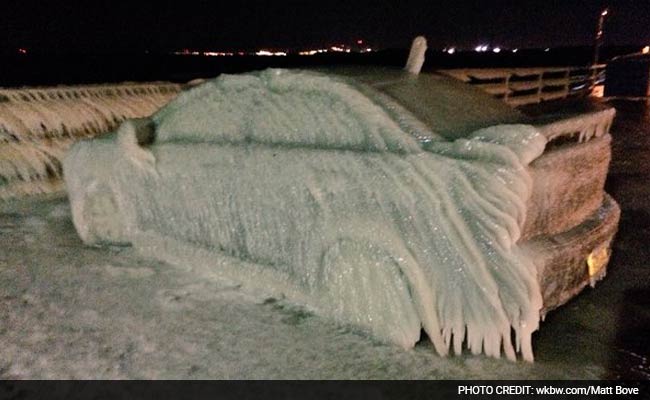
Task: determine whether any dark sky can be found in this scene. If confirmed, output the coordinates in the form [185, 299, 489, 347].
[2, 0, 649, 53]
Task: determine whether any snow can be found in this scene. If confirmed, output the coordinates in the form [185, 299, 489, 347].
[64, 69, 547, 361]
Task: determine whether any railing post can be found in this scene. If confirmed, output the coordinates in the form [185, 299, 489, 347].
[564, 68, 570, 98]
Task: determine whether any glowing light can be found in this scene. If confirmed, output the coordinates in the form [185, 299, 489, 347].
[544, 48, 550, 52]
[587, 246, 609, 287]
[203, 51, 234, 57]
[643, 46, 650, 54]
[446, 47, 456, 54]
[492, 47, 501, 53]
[475, 45, 489, 52]
[298, 48, 330, 56]
[592, 84, 604, 98]
[357, 39, 363, 45]
[512, 48, 518, 53]
[18, 48, 28, 54]
[255, 50, 287, 56]
[601, 9, 608, 16]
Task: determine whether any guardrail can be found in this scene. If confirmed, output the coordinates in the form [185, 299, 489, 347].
[0, 82, 182, 199]
[439, 65, 606, 106]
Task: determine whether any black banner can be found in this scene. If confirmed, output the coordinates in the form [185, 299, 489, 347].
[1, 380, 649, 400]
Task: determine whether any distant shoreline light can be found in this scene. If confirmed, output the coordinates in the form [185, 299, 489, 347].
[172, 44, 373, 57]
[168, 45, 591, 58]
[255, 50, 287, 56]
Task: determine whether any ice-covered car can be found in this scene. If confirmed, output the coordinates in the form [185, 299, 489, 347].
[63, 66, 619, 362]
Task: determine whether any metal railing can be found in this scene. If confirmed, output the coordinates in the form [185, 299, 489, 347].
[0, 82, 182, 199]
[439, 65, 606, 106]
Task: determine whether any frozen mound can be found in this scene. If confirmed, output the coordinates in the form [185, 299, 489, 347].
[64, 69, 547, 361]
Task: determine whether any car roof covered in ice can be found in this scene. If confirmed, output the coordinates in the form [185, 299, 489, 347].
[151, 67, 528, 152]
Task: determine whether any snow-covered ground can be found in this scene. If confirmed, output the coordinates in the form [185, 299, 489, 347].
[1, 99, 648, 379]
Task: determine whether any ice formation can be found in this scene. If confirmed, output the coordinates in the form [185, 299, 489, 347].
[0, 83, 181, 199]
[405, 36, 427, 74]
[536, 108, 616, 143]
[64, 69, 549, 361]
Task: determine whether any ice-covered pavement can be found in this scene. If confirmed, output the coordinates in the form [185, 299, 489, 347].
[1, 99, 649, 379]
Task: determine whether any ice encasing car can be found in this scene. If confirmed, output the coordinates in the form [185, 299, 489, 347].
[63, 66, 619, 361]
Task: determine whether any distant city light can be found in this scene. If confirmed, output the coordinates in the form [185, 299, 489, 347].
[446, 47, 456, 54]
[174, 49, 240, 57]
[330, 46, 350, 53]
[474, 45, 489, 52]
[512, 48, 518, 53]
[298, 48, 329, 55]
[175, 49, 202, 56]
[255, 50, 287, 56]
[601, 8, 609, 16]
[18, 48, 28, 54]
[643, 46, 650, 54]
[356, 39, 363, 45]
[492, 47, 501, 53]
[203, 51, 234, 57]
[544, 48, 550, 52]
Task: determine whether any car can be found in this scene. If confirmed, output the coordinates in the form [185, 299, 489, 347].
[63, 65, 619, 362]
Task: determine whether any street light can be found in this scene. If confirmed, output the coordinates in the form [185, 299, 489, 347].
[593, 7, 609, 67]
[591, 7, 609, 90]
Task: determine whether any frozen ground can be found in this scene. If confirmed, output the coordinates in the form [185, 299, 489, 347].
[1, 99, 649, 379]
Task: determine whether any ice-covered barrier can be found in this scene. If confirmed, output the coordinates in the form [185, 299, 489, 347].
[65, 69, 549, 361]
[0, 82, 181, 199]
[536, 108, 615, 143]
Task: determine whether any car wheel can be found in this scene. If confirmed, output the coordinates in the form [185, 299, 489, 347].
[81, 182, 128, 245]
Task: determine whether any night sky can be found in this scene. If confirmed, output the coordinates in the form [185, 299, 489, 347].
[2, 0, 649, 54]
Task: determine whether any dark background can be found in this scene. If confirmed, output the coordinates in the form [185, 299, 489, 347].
[2, 0, 648, 54]
[1, 1, 648, 86]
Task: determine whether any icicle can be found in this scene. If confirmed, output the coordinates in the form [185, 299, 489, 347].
[537, 108, 615, 143]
